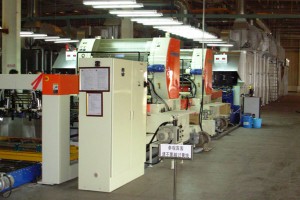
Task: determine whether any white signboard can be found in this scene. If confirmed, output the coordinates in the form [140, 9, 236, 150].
[86, 93, 103, 116]
[79, 67, 110, 92]
[66, 51, 77, 61]
[159, 144, 193, 160]
[214, 54, 227, 64]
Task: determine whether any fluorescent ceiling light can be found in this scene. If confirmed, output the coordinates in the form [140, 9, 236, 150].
[117, 13, 162, 17]
[206, 44, 234, 47]
[132, 18, 182, 25]
[93, 3, 143, 8]
[109, 10, 162, 17]
[55, 40, 80, 43]
[45, 38, 71, 42]
[142, 21, 183, 25]
[193, 38, 223, 42]
[20, 34, 47, 37]
[198, 41, 227, 44]
[33, 36, 60, 40]
[131, 17, 174, 22]
[20, 31, 34, 35]
[153, 25, 217, 39]
[83, 0, 136, 5]
[109, 10, 158, 15]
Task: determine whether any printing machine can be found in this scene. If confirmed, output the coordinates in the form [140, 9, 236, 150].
[0, 74, 79, 192]
[76, 36, 193, 187]
[179, 49, 232, 136]
[78, 36, 192, 144]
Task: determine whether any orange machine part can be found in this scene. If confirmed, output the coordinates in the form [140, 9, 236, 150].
[203, 49, 213, 95]
[42, 74, 79, 95]
[166, 38, 180, 99]
[211, 90, 223, 100]
[181, 98, 193, 110]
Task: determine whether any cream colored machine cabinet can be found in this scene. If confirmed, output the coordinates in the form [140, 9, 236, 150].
[78, 58, 147, 192]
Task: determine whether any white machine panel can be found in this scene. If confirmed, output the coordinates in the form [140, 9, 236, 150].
[0, 74, 42, 90]
[78, 58, 147, 192]
[41, 95, 78, 184]
[78, 39, 96, 58]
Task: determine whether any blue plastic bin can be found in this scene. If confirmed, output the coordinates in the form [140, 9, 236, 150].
[253, 118, 262, 128]
[243, 115, 253, 128]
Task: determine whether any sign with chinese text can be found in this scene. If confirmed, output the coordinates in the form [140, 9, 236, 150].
[159, 144, 193, 160]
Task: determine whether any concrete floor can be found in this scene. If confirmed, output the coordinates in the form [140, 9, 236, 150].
[9, 93, 300, 200]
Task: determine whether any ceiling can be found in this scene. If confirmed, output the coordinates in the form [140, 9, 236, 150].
[1, 0, 300, 49]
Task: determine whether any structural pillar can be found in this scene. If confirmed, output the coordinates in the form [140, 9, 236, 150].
[2, 0, 21, 74]
[120, 18, 133, 38]
[298, 49, 300, 92]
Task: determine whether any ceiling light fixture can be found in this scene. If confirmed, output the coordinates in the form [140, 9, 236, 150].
[33, 36, 60, 40]
[131, 17, 174, 22]
[54, 40, 80, 43]
[153, 25, 217, 40]
[20, 34, 47, 37]
[193, 39, 225, 43]
[84, 0, 137, 5]
[206, 44, 234, 47]
[93, 3, 143, 8]
[109, 10, 162, 17]
[142, 21, 183, 25]
[132, 18, 183, 25]
[197, 41, 227, 44]
[117, 13, 162, 17]
[193, 38, 223, 42]
[45, 38, 71, 42]
[20, 31, 34, 35]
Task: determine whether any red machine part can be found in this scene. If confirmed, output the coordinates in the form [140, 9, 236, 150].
[166, 38, 180, 99]
[203, 49, 213, 95]
[42, 74, 79, 95]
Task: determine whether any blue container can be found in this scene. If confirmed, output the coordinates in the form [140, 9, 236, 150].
[253, 118, 262, 128]
[243, 115, 253, 128]
[230, 112, 240, 124]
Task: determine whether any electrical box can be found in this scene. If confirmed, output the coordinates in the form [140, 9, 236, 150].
[78, 58, 147, 192]
[243, 97, 261, 118]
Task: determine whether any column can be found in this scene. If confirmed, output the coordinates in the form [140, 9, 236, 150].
[298, 48, 300, 92]
[2, 0, 21, 74]
[120, 18, 133, 38]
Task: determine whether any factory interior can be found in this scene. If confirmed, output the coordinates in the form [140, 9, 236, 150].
[0, 0, 300, 199]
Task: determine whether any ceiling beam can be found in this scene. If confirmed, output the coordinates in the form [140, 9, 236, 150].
[21, 13, 300, 22]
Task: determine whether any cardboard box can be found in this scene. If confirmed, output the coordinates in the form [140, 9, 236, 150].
[220, 103, 231, 115]
[189, 113, 200, 125]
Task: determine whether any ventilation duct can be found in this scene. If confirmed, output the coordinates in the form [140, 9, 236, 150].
[174, 0, 189, 24]
[232, 0, 249, 30]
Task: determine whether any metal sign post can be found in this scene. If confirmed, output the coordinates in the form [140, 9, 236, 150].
[159, 144, 193, 200]
[173, 159, 177, 200]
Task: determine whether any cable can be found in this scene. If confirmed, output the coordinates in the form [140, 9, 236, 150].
[147, 79, 170, 111]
